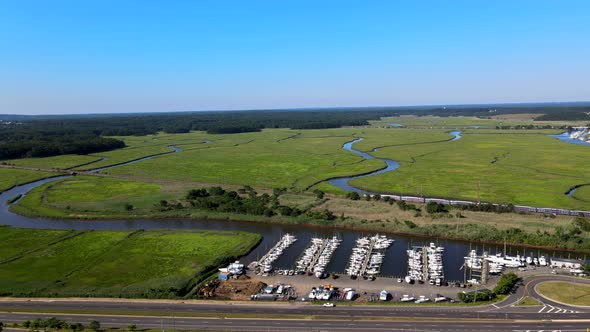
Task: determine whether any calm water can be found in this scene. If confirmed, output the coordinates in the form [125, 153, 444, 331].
[327, 138, 400, 195]
[550, 132, 590, 147]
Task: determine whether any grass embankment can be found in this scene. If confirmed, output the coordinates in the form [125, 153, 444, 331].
[312, 196, 590, 251]
[0, 168, 60, 192]
[0, 226, 260, 298]
[536, 282, 590, 306]
[515, 296, 542, 306]
[348, 129, 590, 210]
[4, 155, 103, 170]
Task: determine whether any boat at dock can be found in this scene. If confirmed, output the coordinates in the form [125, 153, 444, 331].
[296, 236, 341, 278]
[345, 234, 393, 279]
[254, 233, 297, 275]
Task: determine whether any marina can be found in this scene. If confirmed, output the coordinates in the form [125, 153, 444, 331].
[346, 234, 394, 279]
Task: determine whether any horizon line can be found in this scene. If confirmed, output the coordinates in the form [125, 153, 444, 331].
[2, 100, 590, 117]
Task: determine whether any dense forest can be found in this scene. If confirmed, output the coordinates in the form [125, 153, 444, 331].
[1, 103, 589, 160]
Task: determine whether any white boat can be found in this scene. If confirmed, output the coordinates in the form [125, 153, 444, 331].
[539, 256, 547, 266]
[400, 295, 415, 302]
[415, 296, 430, 304]
[307, 289, 317, 300]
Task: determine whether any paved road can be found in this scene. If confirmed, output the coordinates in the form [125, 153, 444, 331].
[0, 312, 589, 332]
[0, 274, 587, 331]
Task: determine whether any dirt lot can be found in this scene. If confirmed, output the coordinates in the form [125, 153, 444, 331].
[199, 275, 267, 300]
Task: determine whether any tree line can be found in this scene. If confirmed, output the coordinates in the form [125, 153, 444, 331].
[3, 104, 588, 160]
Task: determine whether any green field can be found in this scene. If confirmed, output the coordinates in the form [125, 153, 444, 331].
[0, 226, 260, 298]
[0, 168, 60, 192]
[102, 129, 391, 191]
[536, 282, 590, 306]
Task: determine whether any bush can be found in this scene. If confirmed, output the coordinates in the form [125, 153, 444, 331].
[404, 220, 417, 229]
[426, 201, 448, 214]
[89, 320, 101, 331]
[493, 272, 519, 295]
[312, 189, 325, 199]
[458, 289, 496, 302]
[346, 192, 361, 200]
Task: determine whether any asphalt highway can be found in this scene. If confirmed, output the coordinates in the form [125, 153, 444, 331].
[0, 312, 589, 332]
[0, 274, 587, 331]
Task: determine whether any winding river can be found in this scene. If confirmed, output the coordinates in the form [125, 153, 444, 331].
[0, 138, 581, 281]
[328, 131, 461, 195]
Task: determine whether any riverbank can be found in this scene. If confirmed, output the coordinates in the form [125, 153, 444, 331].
[9, 178, 590, 253]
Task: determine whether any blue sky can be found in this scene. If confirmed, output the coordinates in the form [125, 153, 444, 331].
[1, 0, 589, 114]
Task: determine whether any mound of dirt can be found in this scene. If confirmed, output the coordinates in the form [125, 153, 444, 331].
[214, 279, 267, 300]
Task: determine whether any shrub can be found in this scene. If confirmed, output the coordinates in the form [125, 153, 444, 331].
[346, 192, 361, 200]
[404, 220, 417, 229]
[493, 272, 519, 295]
[426, 201, 448, 214]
